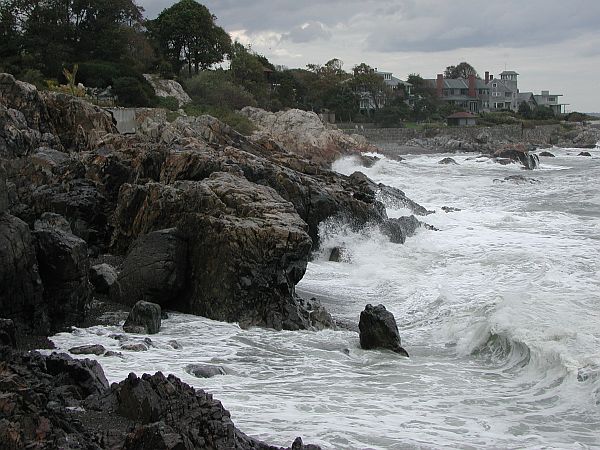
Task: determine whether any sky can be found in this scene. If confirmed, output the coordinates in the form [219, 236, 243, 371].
[138, 0, 600, 112]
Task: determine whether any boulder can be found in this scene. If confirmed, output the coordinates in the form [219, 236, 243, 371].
[240, 106, 377, 165]
[358, 304, 409, 356]
[34, 215, 91, 331]
[379, 216, 421, 244]
[69, 344, 106, 356]
[0, 213, 46, 333]
[143, 74, 192, 106]
[112, 228, 187, 307]
[438, 157, 458, 165]
[578, 151, 592, 157]
[0, 318, 16, 347]
[0, 164, 7, 213]
[538, 151, 555, 157]
[123, 301, 162, 334]
[90, 263, 118, 294]
[111, 173, 323, 331]
[121, 342, 149, 352]
[441, 206, 461, 213]
[185, 364, 227, 378]
[493, 175, 540, 185]
[329, 246, 343, 262]
[493, 146, 539, 169]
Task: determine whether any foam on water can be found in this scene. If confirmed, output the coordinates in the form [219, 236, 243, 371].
[50, 148, 600, 449]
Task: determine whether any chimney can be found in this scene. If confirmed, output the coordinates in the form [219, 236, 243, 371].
[436, 74, 444, 97]
[485, 71, 489, 84]
[490, 74, 493, 80]
[468, 74, 476, 97]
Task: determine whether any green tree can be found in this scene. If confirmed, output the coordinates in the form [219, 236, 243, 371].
[149, 0, 231, 75]
[444, 61, 479, 79]
[348, 63, 388, 117]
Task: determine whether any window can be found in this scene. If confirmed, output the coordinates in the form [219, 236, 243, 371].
[492, 92, 501, 97]
[492, 83, 497, 88]
[548, 97, 556, 102]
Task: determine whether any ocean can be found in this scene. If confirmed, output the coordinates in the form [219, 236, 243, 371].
[50, 146, 600, 449]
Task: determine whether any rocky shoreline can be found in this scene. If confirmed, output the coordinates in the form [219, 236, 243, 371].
[0, 73, 433, 449]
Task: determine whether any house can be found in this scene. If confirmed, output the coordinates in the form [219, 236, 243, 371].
[376, 70, 412, 96]
[427, 74, 489, 113]
[354, 68, 412, 112]
[430, 69, 567, 115]
[447, 111, 478, 126]
[534, 90, 567, 115]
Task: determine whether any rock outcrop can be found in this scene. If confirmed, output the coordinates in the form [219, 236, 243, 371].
[379, 216, 422, 244]
[144, 74, 192, 107]
[240, 107, 377, 165]
[0, 347, 319, 450]
[358, 304, 409, 357]
[493, 145, 539, 169]
[90, 263, 118, 294]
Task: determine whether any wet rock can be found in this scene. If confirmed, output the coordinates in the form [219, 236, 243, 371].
[441, 206, 461, 213]
[493, 175, 540, 185]
[0, 165, 7, 213]
[578, 151, 592, 156]
[299, 297, 335, 331]
[493, 146, 539, 169]
[111, 228, 187, 307]
[359, 154, 380, 168]
[0, 213, 45, 333]
[168, 340, 182, 350]
[34, 215, 91, 331]
[104, 350, 123, 358]
[359, 304, 409, 357]
[123, 301, 162, 334]
[185, 364, 227, 378]
[69, 344, 106, 356]
[379, 216, 421, 244]
[90, 263, 118, 294]
[328, 246, 345, 262]
[0, 318, 16, 347]
[121, 343, 149, 352]
[438, 157, 458, 165]
[538, 151, 555, 157]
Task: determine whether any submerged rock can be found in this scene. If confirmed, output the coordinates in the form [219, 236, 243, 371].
[69, 344, 106, 356]
[359, 304, 409, 357]
[185, 363, 227, 378]
[438, 157, 458, 165]
[538, 151, 555, 157]
[123, 300, 162, 334]
[493, 175, 540, 185]
[441, 206, 461, 213]
[578, 151, 592, 157]
[379, 216, 421, 244]
[493, 146, 539, 170]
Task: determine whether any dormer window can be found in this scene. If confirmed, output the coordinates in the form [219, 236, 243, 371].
[492, 83, 497, 88]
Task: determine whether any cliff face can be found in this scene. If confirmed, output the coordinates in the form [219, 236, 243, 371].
[0, 73, 428, 335]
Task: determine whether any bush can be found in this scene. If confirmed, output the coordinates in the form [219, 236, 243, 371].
[157, 96, 179, 111]
[184, 71, 257, 110]
[76, 61, 120, 88]
[19, 69, 45, 89]
[184, 103, 256, 135]
[113, 77, 156, 107]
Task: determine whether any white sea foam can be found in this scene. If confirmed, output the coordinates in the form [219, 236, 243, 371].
[50, 149, 600, 449]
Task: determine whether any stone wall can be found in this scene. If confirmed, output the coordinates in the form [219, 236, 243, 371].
[106, 108, 167, 134]
[345, 124, 563, 147]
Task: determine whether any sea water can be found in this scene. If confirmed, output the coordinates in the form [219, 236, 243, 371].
[51, 147, 600, 449]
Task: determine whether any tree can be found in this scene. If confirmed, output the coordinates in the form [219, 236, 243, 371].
[149, 0, 231, 75]
[348, 63, 388, 117]
[444, 62, 479, 79]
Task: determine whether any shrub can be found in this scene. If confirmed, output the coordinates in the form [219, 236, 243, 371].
[184, 103, 256, 135]
[184, 71, 257, 110]
[76, 61, 120, 88]
[157, 96, 179, 111]
[113, 77, 155, 107]
[20, 69, 45, 89]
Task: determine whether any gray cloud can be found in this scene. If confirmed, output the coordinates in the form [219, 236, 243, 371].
[282, 21, 331, 43]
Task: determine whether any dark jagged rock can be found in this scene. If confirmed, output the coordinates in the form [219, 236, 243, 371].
[112, 228, 188, 307]
[87, 371, 320, 449]
[493, 146, 539, 169]
[438, 157, 458, 165]
[359, 154, 380, 168]
[441, 206, 461, 213]
[121, 343, 149, 352]
[538, 151, 555, 157]
[0, 318, 16, 347]
[359, 304, 409, 357]
[379, 215, 421, 244]
[123, 301, 162, 334]
[90, 263, 118, 294]
[493, 175, 540, 185]
[328, 246, 343, 262]
[111, 174, 322, 331]
[0, 348, 319, 449]
[185, 363, 227, 378]
[0, 164, 7, 213]
[0, 213, 45, 333]
[578, 151, 592, 157]
[69, 344, 106, 356]
[34, 214, 91, 331]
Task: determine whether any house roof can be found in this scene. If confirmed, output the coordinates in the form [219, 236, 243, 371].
[500, 70, 519, 75]
[447, 112, 478, 119]
[517, 92, 535, 101]
[426, 78, 488, 89]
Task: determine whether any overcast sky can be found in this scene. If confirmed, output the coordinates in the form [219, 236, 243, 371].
[139, 0, 600, 112]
